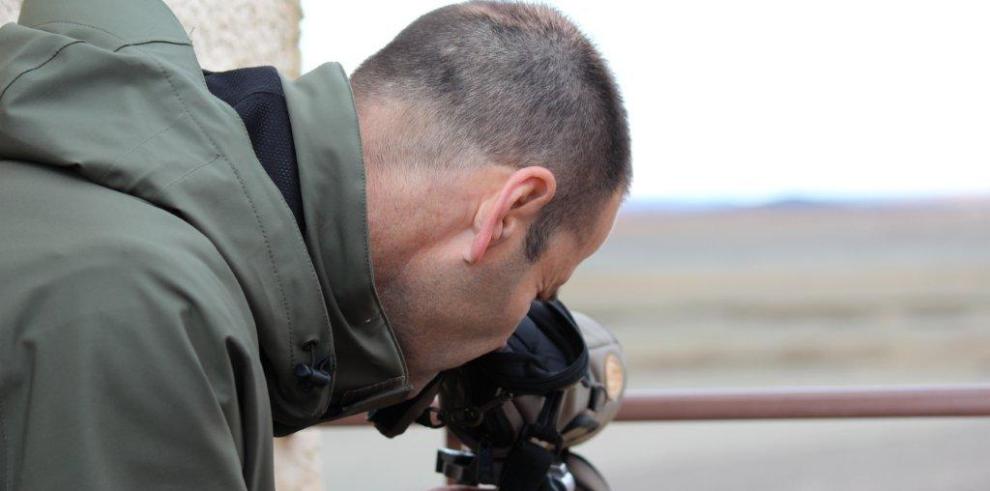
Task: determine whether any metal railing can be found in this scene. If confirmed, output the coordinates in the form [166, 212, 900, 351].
[325, 383, 990, 427]
[321, 383, 990, 487]
[613, 383, 990, 420]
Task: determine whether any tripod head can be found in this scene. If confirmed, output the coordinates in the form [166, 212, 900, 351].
[371, 300, 625, 490]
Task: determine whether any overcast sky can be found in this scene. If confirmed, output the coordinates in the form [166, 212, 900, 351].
[300, 0, 990, 203]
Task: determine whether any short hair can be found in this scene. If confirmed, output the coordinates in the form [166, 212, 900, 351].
[351, 1, 631, 261]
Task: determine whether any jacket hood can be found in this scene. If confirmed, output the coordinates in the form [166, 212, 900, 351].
[0, 0, 410, 432]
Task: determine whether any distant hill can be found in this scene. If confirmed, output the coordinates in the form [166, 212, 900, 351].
[620, 194, 990, 216]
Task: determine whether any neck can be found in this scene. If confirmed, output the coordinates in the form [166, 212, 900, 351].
[364, 165, 475, 392]
[365, 165, 468, 288]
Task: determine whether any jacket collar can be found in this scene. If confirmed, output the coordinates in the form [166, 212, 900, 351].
[282, 64, 411, 421]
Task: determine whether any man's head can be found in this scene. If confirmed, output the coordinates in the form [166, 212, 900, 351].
[350, 1, 631, 391]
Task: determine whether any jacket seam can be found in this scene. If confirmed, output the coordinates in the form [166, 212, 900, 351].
[113, 39, 194, 52]
[128, 46, 298, 367]
[214, 82, 337, 400]
[161, 154, 222, 190]
[213, 95, 334, 355]
[0, 40, 83, 103]
[213, 86, 335, 379]
[341, 375, 406, 403]
[216, 91, 330, 338]
[0, 387, 7, 491]
[28, 20, 190, 49]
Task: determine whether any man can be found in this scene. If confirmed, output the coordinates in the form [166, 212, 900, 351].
[0, 0, 630, 489]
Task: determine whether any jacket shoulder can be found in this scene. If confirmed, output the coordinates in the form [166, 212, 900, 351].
[0, 216, 271, 491]
[0, 165, 274, 491]
[0, 160, 255, 343]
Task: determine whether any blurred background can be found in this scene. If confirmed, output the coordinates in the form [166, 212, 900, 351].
[300, 1, 990, 489]
[4, 0, 986, 489]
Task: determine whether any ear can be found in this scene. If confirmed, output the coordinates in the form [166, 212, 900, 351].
[464, 166, 557, 264]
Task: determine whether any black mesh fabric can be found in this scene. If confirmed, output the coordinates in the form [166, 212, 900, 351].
[204, 66, 305, 232]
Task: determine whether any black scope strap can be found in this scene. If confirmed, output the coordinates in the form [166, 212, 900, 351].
[498, 390, 566, 491]
[369, 374, 444, 438]
[499, 438, 553, 491]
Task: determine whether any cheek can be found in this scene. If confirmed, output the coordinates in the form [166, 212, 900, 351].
[469, 260, 540, 351]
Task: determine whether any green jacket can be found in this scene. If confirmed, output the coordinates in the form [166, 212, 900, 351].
[0, 0, 411, 489]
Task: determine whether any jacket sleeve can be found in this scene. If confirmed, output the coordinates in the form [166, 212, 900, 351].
[7, 249, 269, 490]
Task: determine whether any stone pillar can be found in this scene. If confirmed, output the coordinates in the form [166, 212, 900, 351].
[1, 1, 321, 490]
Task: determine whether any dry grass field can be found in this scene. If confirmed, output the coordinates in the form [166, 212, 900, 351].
[320, 198, 990, 490]
[566, 198, 990, 389]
